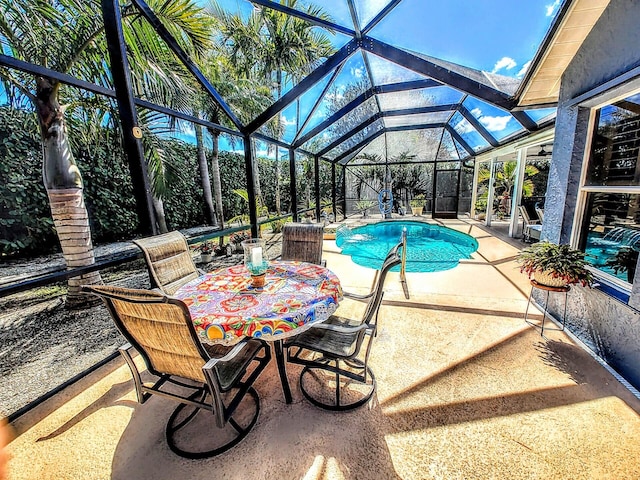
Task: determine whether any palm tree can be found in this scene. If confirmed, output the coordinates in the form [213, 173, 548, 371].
[192, 51, 272, 231]
[0, 0, 210, 307]
[213, 0, 335, 214]
[478, 161, 540, 198]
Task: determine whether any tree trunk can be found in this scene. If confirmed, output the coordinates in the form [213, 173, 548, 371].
[209, 130, 225, 232]
[275, 148, 281, 214]
[274, 72, 282, 215]
[251, 139, 262, 201]
[37, 76, 102, 308]
[152, 196, 168, 233]
[195, 125, 217, 226]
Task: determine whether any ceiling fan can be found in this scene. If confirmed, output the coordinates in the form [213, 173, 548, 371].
[536, 144, 552, 156]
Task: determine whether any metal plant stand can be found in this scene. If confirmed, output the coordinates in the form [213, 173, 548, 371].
[524, 280, 570, 337]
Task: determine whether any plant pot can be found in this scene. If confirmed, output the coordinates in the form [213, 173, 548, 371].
[200, 253, 212, 263]
[411, 206, 423, 216]
[533, 270, 568, 288]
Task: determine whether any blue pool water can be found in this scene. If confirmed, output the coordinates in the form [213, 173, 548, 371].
[336, 221, 478, 272]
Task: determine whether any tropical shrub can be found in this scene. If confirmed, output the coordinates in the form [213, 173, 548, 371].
[517, 241, 593, 286]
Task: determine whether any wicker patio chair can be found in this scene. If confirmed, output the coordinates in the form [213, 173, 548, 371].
[281, 222, 325, 266]
[285, 241, 402, 411]
[133, 231, 201, 294]
[82, 285, 271, 458]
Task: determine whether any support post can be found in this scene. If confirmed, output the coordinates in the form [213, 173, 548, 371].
[486, 157, 496, 227]
[101, 0, 156, 235]
[243, 135, 259, 238]
[314, 156, 321, 222]
[470, 160, 479, 218]
[332, 162, 337, 223]
[342, 166, 347, 220]
[289, 148, 299, 222]
[509, 148, 527, 237]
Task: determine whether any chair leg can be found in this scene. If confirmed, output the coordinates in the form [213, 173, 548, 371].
[166, 387, 260, 459]
[299, 358, 376, 411]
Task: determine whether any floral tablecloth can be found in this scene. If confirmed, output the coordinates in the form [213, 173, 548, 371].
[174, 261, 343, 345]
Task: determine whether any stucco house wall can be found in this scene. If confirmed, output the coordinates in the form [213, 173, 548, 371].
[541, 0, 640, 389]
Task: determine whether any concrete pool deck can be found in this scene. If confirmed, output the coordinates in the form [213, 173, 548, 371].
[6, 217, 640, 479]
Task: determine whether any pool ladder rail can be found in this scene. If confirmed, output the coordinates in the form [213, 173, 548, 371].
[400, 228, 409, 299]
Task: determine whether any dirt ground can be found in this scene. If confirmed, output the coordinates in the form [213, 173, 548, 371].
[0, 232, 283, 418]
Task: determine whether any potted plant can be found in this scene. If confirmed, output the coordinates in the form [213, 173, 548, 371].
[410, 194, 425, 215]
[323, 226, 337, 240]
[355, 199, 375, 218]
[230, 231, 250, 253]
[605, 246, 639, 283]
[195, 240, 214, 263]
[475, 198, 487, 220]
[517, 241, 594, 288]
[213, 243, 226, 257]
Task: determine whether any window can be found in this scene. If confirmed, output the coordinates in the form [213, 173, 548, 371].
[580, 92, 640, 285]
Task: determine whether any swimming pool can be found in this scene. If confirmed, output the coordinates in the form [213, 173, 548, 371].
[336, 221, 478, 272]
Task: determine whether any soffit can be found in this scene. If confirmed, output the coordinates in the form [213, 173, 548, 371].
[518, 0, 610, 107]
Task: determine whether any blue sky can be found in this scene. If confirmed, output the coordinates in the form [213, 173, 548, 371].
[213, 0, 560, 77]
[204, 0, 561, 155]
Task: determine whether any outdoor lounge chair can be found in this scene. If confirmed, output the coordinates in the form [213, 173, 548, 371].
[519, 205, 541, 242]
[285, 241, 402, 410]
[281, 222, 325, 266]
[82, 284, 271, 458]
[133, 230, 201, 295]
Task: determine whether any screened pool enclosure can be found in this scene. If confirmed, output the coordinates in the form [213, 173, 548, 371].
[0, 0, 562, 245]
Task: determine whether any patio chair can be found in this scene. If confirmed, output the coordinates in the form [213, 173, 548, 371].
[519, 205, 541, 243]
[285, 241, 402, 410]
[281, 222, 325, 266]
[133, 230, 201, 295]
[82, 285, 271, 458]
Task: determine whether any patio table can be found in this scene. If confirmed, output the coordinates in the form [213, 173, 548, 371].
[174, 261, 343, 403]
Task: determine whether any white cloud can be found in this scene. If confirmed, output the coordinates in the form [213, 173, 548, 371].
[280, 115, 296, 126]
[479, 115, 511, 132]
[454, 117, 474, 134]
[470, 107, 511, 132]
[546, 0, 561, 16]
[350, 67, 364, 78]
[516, 60, 532, 78]
[491, 56, 517, 74]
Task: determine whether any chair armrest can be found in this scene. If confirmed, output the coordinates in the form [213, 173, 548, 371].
[311, 322, 369, 334]
[344, 291, 374, 300]
[203, 340, 249, 369]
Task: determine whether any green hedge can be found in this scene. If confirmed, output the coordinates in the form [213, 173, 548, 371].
[0, 106, 286, 257]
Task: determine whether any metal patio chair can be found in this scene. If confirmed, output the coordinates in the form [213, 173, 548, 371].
[82, 284, 271, 458]
[285, 241, 402, 411]
[281, 222, 325, 266]
[133, 230, 201, 295]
